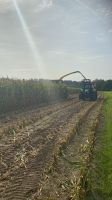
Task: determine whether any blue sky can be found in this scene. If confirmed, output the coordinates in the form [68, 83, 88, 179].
[0, 0, 112, 80]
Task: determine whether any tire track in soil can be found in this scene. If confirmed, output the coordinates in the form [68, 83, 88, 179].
[31, 99, 103, 200]
[0, 96, 78, 140]
[0, 99, 99, 200]
[0, 100, 84, 168]
[0, 97, 80, 168]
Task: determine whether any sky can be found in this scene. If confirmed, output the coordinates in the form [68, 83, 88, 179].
[0, 0, 112, 80]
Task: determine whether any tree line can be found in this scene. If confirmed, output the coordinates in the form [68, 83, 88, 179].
[95, 79, 112, 91]
[63, 79, 112, 91]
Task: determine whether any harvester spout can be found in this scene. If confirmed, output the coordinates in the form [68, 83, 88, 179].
[59, 71, 86, 81]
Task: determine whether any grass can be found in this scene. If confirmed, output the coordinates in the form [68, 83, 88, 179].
[101, 92, 112, 196]
[86, 92, 112, 200]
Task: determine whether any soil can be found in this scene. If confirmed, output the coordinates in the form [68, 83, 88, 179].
[0, 95, 103, 200]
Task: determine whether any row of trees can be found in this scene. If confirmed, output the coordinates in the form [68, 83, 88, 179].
[63, 79, 112, 91]
[95, 80, 112, 91]
[0, 78, 68, 113]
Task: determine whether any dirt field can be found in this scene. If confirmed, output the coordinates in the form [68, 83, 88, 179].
[0, 95, 103, 200]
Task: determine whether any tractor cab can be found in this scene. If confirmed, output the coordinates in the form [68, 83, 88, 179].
[79, 79, 97, 101]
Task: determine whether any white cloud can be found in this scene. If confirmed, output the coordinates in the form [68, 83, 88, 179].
[34, 0, 53, 13]
[0, 0, 23, 12]
[0, 0, 54, 14]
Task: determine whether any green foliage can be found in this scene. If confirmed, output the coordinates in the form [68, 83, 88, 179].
[67, 87, 80, 95]
[95, 79, 112, 91]
[63, 79, 112, 91]
[98, 92, 112, 197]
[86, 92, 112, 200]
[0, 78, 68, 113]
[64, 80, 80, 88]
[63, 80, 80, 95]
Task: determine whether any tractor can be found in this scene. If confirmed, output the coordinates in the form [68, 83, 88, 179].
[59, 71, 97, 101]
[79, 79, 97, 101]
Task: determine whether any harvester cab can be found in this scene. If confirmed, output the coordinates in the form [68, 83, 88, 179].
[79, 79, 97, 101]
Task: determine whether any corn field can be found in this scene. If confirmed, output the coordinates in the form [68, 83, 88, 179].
[0, 78, 68, 113]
